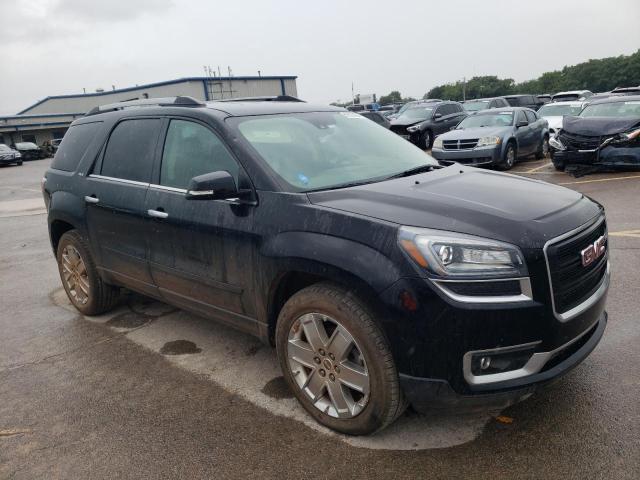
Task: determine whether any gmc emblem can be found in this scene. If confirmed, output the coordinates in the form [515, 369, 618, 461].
[581, 235, 606, 267]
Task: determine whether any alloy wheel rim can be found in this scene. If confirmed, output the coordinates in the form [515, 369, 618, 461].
[287, 313, 370, 419]
[507, 147, 515, 166]
[61, 245, 90, 305]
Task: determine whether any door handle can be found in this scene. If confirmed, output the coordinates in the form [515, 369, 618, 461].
[84, 195, 99, 204]
[147, 209, 169, 219]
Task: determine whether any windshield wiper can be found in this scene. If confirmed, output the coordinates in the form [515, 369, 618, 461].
[385, 164, 443, 179]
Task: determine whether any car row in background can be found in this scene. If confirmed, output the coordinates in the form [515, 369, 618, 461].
[549, 95, 640, 172]
[0, 144, 23, 166]
[389, 101, 466, 149]
[431, 107, 549, 170]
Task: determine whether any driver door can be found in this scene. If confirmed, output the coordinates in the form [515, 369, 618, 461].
[144, 118, 259, 334]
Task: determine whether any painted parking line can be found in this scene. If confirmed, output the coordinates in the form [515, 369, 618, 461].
[559, 174, 640, 185]
[524, 161, 553, 173]
[609, 229, 640, 238]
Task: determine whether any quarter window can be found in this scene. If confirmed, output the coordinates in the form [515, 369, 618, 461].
[160, 120, 239, 189]
[101, 119, 161, 183]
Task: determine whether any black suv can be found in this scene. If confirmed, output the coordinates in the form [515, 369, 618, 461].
[390, 101, 467, 149]
[43, 96, 609, 435]
[504, 94, 544, 111]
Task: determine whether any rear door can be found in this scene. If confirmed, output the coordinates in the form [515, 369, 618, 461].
[144, 118, 259, 334]
[85, 117, 162, 296]
[514, 110, 535, 155]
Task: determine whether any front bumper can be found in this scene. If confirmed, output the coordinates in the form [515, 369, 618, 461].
[431, 146, 501, 166]
[553, 145, 640, 169]
[400, 312, 607, 413]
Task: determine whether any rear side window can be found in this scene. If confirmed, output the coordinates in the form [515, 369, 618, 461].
[160, 119, 239, 189]
[101, 119, 161, 183]
[51, 122, 102, 172]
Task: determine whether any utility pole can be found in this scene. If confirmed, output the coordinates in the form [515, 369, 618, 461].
[462, 77, 466, 101]
[351, 82, 355, 105]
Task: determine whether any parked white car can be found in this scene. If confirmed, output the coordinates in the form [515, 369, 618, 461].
[551, 90, 593, 102]
[537, 101, 585, 135]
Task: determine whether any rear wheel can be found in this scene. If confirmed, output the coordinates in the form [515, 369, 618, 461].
[536, 135, 549, 159]
[56, 230, 120, 315]
[275, 283, 406, 435]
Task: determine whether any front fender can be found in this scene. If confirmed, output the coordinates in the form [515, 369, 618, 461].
[260, 231, 402, 293]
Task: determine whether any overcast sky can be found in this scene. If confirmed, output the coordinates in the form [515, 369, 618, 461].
[1, 0, 639, 114]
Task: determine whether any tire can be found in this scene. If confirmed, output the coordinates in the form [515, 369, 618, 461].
[56, 230, 120, 315]
[497, 142, 516, 170]
[553, 161, 565, 171]
[419, 130, 432, 150]
[17, 161, 23, 166]
[535, 135, 549, 159]
[275, 283, 406, 435]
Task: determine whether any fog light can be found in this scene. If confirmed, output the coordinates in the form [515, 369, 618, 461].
[480, 356, 491, 370]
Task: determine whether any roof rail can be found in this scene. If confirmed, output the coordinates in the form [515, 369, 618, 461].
[85, 96, 205, 116]
[215, 95, 305, 103]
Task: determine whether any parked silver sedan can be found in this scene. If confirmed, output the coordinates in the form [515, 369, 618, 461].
[431, 108, 549, 170]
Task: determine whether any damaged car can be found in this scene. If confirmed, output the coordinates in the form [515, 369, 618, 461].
[550, 95, 640, 172]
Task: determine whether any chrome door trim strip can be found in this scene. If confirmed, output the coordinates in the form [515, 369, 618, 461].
[88, 174, 149, 187]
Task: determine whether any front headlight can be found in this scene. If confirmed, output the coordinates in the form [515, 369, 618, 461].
[407, 124, 422, 133]
[476, 136, 502, 147]
[432, 137, 443, 149]
[549, 135, 566, 150]
[398, 226, 528, 278]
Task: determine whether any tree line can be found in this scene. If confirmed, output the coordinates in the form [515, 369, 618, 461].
[377, 49, 639, 103]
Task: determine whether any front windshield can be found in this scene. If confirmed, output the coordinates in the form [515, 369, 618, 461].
[234, 111, 438, 192]
[457, 112, 514, 128]
[396, 107, 433, 121]
[538, 104, 583, 117]
[463, 101, 490, 112]
[16, 142, 37, 149]
[580, 101, 640, 118]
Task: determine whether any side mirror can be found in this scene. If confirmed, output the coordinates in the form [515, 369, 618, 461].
[434, 113, 443, 120]
[186, 171, 238, 200]
[516, 120, 528, 128]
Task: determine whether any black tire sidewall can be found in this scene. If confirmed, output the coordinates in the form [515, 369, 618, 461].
[420, 130, 431, 150]
[499, 143, 516, 170]
[275, 285, 399, 435]
[56, 231, 104, 315]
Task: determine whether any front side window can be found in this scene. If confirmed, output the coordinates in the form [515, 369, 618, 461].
[160, 120, 239, 189]
[525, 111, 537, 123]
[517, 111, 528, 124]
[233, 112, 438, 192]
[101, 119, 161, 183]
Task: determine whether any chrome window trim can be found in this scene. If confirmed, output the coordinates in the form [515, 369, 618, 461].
[432, 277, 533, 304]
[149, 184, 187, 194]
[543, 215, 609, 322]
[463, 316, 599, 385]
[88, 174, 149, 187]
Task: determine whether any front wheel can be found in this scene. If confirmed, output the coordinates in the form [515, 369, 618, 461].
[17, 161, 23, 166]
[275, 283, 406, 435]
[419, 130, 432, 150]
[497, 142, 516, 170]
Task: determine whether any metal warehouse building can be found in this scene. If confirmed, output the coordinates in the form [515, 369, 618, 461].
[0, 75, 298, 147]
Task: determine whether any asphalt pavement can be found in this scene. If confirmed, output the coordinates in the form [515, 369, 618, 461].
[0, 158, 638, 479]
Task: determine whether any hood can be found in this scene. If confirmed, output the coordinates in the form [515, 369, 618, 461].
[542, 116, 563, 130]
[390, 117, 426, 127]
[307, 166, 600, 248]
[562, 116, 640, 136]
[436, 126, 511, 140]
